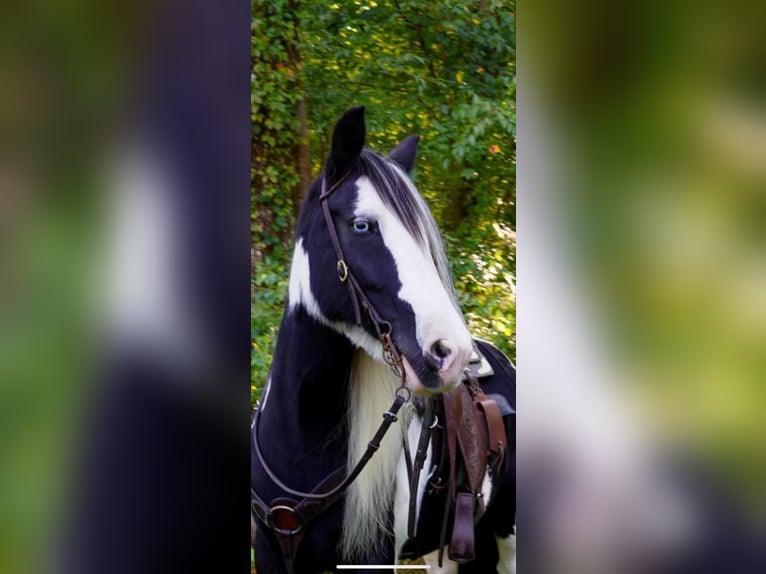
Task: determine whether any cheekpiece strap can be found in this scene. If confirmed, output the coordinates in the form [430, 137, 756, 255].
[320, 177, 363, 324]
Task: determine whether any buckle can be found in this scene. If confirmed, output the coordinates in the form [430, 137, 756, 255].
[337, 260, 349, 282]
[267, 504, 304, 536]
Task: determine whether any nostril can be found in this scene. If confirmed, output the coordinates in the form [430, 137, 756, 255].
[430, 339, 452, 361]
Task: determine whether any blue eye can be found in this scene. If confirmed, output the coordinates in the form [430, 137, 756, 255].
[352, 218, 372, 234]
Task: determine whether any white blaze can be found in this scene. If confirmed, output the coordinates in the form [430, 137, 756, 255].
[354, 176, 472, 381]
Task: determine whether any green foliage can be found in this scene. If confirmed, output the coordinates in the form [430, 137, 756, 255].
[252, 1, 516, 404]
[251, 253, 290, 404]
[447, 222, 516, 361]
[251, 0, 304, 255]
[300, 0, 516, 225]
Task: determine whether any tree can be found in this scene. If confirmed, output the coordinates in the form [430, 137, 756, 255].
[251, 0, 309, 260]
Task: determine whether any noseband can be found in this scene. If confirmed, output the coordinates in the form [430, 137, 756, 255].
[251, 174, 410, 573]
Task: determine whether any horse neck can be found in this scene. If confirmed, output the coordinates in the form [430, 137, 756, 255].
[261, 306, 354, 447]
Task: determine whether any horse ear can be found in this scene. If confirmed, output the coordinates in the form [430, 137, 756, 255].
[326, 106, 366, 180]
[387, 135, 420, 175]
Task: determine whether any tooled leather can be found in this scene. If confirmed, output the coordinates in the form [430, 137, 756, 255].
[454, 384, 489, 494]
[442, 393, 459, 497]
[446, 384, 486, 564]
[410, 377, 511, 567]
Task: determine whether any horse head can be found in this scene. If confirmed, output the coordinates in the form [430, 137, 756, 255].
[289, 106, 472, 393]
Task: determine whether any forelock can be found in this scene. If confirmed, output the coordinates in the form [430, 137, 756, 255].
[357, 150, 427, 245]
[356, 149, 459, 308]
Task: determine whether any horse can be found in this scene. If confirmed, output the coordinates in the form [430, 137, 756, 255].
[251, 106, 516, 574]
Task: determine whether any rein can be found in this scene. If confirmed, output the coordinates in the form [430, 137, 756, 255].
[251, 175, 410, 573]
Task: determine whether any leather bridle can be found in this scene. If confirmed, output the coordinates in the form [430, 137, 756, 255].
[251, 174, 411, 573]
[318, 175, 405, 371]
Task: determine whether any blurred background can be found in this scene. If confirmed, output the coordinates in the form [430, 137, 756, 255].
[0, 0, 130, 570]
[520, 0, 766, 571]
[250, 0, 517, 407]
[1, 1, 250, 573]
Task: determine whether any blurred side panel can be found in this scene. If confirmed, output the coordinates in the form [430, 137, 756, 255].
[0, 1, 251, 573]
[518, 0, 766, 572]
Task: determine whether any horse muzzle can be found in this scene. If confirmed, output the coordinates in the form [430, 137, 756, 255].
[402, 338, 471, 395]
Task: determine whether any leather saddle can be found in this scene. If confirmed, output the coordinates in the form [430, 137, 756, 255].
[401, 345, 509, 565]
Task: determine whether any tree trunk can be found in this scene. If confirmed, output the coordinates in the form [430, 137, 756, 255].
[292, 98, 311, 217]
[446, 168, 473, 229]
